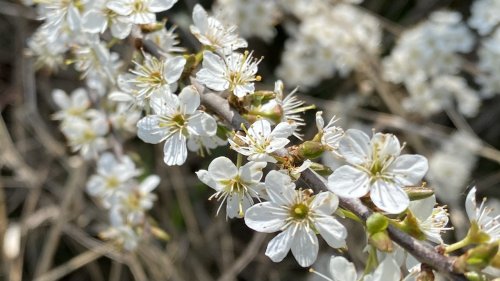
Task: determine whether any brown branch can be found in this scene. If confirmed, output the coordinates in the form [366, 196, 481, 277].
[194, 85, 467, 280]
[139, 38, 468, 280]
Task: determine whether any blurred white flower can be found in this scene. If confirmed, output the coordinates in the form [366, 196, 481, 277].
[277, 3, 380, 87]
[213, 0, 280, 42]
[86, 153, 140, 208]
[196, 51, 261, 98]
[327, 129, 428, 214]
[245, 171, 347, 267]
[196, 156, 266, 218]
[468, 0, 500, 35]
[137, 86, 217, 165]
[112, 175, 160, 224]
[383, 11, 476, 117]
[429, 131, 479, 206]
[52, 88, 91, 121]
[60, 111, 109, 159]
[229, 119, 293, 163]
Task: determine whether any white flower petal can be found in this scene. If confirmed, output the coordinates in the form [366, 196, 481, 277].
[178, 86, 200, 114]
[137, 115, 168, 144]
[52, 89, 70, 109]
[339, 129, 371, 165]
[366, 257, 401, 281]
[389, 155, 428, 186]
[371, 132, 401, 158]
[148, 0, 177, 12]
[310, 192, 338, 215]
[106, 1, 133, 15]
[188, 112, 217, 136]
[82, 10, 107, 33]
[409, 195, 436, 221]
[164, 56, 186, 84]
[269, 122, 294, 139]
[265, 227, 294, 263]
[249, 119, 272, 139]
[315, 216, 347, 248]
[244, 202, 287, 233]
[291, 228, 318, 267]
[207, 156, 238, 181]
[140, 175, 160, 193]
[192, 4, 208, 34]
[196, 170, 219, 191]
[329, 256, 357, 281]
[265, 171, 296, 205]
[370, 180, 409, 214]
[465, 187, 477, 221]
[327, 165, 370, 198]
[239, 161, 266, 183]
[163, 133, 187, 165]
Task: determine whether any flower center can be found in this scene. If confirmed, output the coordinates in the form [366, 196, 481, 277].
[105, 176, 120, 189]
[172, 114, 186, 127]
[290, 203, 309, 220]
[133, 0, 146, 12]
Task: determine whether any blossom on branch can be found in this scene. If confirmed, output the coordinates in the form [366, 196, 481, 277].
[327, 129, 428, 214]
[196, 156, 266, 219]
[137, 86, 217, 165]
[245, 171, 347, 267]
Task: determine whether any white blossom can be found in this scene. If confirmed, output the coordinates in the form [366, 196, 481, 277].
[327, 129, 428, 214]
[106, 0, 177, 24]
[190, 4, 247, 53]
[111, 175, 160, 224]
[60, 111, 109, 159]
[409, 196, 451, 244]
[229, 119, 293, 163]
[196, 157, 266, 218]
[119, 53, 186, 104]
[52, 88, 91, 121]
[465, 187, 500, 242]
[468, 0, 500, 35]
[86, 153, 140, 208]
[245, 171, 347, 267]
[137, 86, 217, 165]
[316, 111, 344, 152]
[213, 0, 280, 42]
[196, 51, 261, 98]
[82, 0, 132, 39]
[314, 256, 400, 281]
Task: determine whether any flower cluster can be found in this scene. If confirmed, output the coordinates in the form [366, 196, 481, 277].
[87, 153, 159, 250]
[27, 0, 500, 279]
[383, 11, 479, 117]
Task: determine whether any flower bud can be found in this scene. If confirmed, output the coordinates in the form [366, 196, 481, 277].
[366, 213, 389, 234]
[151, 226, 170, 241]
[369, 231, 393, 252]
[297, 141, 325, 160]
[403, 186, 435, 201]
[454, 243, 499, 272]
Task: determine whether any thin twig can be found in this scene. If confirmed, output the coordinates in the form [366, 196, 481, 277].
[34, 158, 87, 277]
[217, 233, 267, 281]
[34, 245, 109, 281]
